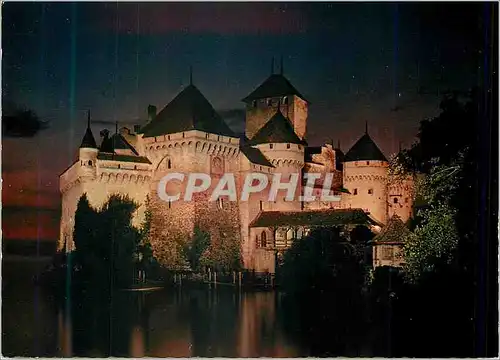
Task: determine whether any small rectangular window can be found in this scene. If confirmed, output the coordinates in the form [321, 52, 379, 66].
[393, 197, 398, 204]
[368, 189, 373, 195]
[353, 189, 358, 195]
[286, 143, 291, 149]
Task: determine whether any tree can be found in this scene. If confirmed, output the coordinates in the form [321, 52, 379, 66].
[391, 91, 478, 283]
[278, 226, 370, 356]
[183, 225, 210, 273]
[137, 195, 155, 278]
[199, 221, 242, 272]
[72, 194, 144, 288]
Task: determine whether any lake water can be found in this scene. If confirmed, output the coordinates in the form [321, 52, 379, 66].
[2, 256, 377, 357]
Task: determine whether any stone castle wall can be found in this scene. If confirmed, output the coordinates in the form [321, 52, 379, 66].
[342, 160, 389, 225]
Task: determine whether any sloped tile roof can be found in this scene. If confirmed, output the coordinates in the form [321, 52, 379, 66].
[242, 74, 307, 103]
[80, 127, 97, 148]
[140, 84, 235, 138]
[240, 145, 274, 167]
[247, 109, 304, 145]
[345, 133, 387, 162]
[372, 214, 411, 244]
[250, 209, 376, 228]
[100, 133, 139, 155]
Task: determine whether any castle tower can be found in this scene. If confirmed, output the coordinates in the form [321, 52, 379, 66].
[388, 175, 414, 223]
[79, 111, 98, 181]
[247, 108, 305, 212]
[343, 125, 389, 225]
[242, 63, 308, 141]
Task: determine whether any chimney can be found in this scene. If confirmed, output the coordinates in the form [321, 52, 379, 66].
[147, 105, 157, 122]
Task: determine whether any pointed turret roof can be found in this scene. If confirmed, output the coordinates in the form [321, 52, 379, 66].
[345, 130, 387, 162]
[80, 112, 97, 148]
[247, 109, 304, 145]
[140, 84, 235, 138]
[242, 74, 308, 103]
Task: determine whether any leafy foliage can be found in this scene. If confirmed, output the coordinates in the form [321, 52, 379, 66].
[73, 193, 152, 288]
[403, 204, 459, 283]
[391, 90, 479, 283]
[280, 226, 370, 295]
[200, 222, 242, 272]
[182, 225, 211, 272]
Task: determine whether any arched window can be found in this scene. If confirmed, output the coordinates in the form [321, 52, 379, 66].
[167, 159, 172, 169]
[252, 100, 257, 108]
[88, 160, 93, 166]
[368, 188, 373, 195]
[182, 132, 185, 138]
[296, 228, 304, 239]
[270, 144, 274, 149]
[266, 98, 272, 106]
[282, 96, 288, 105]
[118, 164, 120, 169]
[353, 188, 358, 195]
[393, 197, 398, 204]
[286, 143, 291, 149]
[134, 165, 137, 170]
[260, 231, 267, 248]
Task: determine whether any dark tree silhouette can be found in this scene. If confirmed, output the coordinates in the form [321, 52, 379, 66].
[2, 103, 49, 137]
[182, 225, 211, 273]
[278, 226, 371, 356]
[73, 194, 145, 289]
[384, 87, 497, 357]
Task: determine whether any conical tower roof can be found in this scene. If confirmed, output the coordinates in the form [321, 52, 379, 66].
[140, 84, 235, 138]
[247, 109, 304, 145]
[80, 113, 97, 148]
[345, 131, 387, 162]
[242, 74, 308, 103]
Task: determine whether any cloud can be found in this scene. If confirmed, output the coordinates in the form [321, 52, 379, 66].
[98, 3, 308, 35]
[2, 103, 49, 138]
[218, 108, 245, 135]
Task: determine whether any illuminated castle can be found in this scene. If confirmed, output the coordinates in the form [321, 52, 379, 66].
[59, 68, 414, 272]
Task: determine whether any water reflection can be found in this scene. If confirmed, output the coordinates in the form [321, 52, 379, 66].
[48, 286, 300, 357]
[2, 259, 356, 357]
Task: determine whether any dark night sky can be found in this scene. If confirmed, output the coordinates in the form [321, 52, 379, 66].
[2, 2, 494, 243]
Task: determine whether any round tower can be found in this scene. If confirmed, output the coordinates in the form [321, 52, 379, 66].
[342, 125, 389, 225]
[79, 112, 98, 181]
[248, 109, 305, 212]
